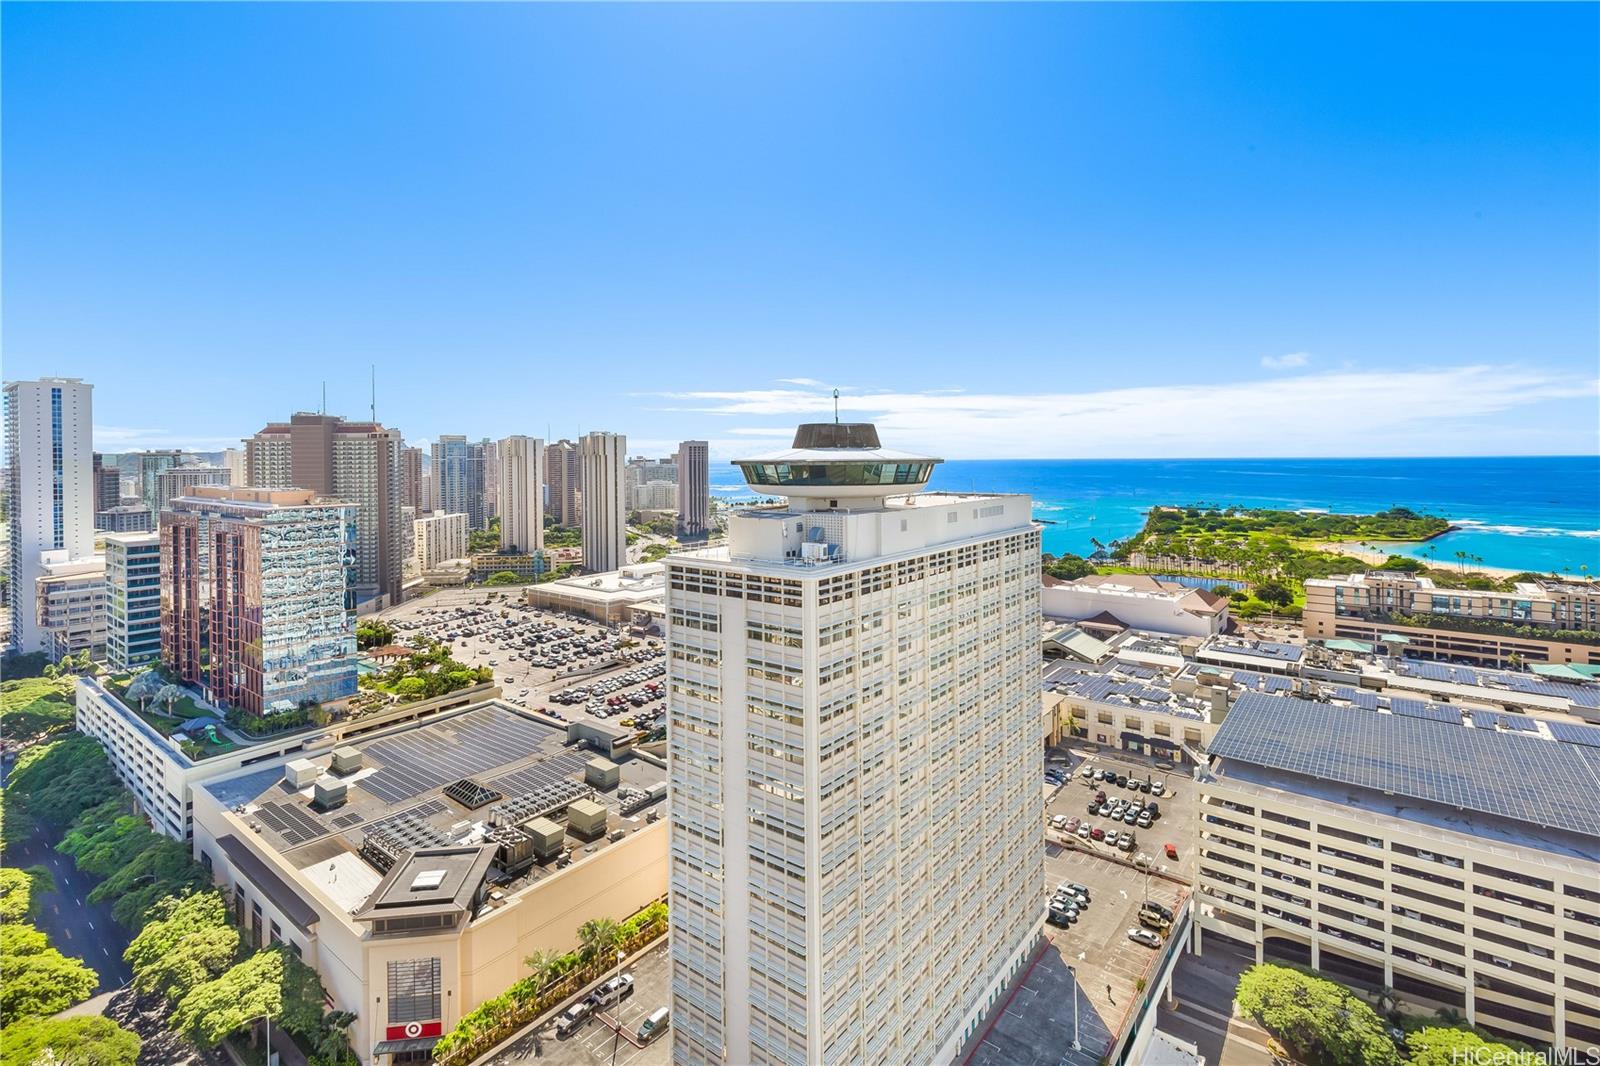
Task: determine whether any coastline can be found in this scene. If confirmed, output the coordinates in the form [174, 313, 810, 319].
[1316, 541, 1529, 580]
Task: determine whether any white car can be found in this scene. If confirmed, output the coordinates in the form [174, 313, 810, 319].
[1127, 927, 1162, 948]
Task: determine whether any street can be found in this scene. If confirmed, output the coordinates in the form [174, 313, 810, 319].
[7, 829, 133, 992]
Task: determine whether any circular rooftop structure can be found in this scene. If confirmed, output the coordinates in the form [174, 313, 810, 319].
[734, 423, 941, 502]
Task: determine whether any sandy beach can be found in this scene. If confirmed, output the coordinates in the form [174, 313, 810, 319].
[1317, 541, 1531, 580]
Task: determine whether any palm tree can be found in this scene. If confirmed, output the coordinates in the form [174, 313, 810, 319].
[314, 1011, 358, 1064]
[578, 917, 621, 963]
[524, 947, 561, 992]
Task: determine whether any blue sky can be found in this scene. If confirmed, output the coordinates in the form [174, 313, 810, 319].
[4, 3, 1596, 460]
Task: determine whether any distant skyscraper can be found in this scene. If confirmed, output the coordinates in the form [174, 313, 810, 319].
[5, 377, 96, 654]
[431, 435, 488, 531]
[162, 486, 356, 717]
[665, 422, 1043, 1065]
[579, 431, 626, 573]
[35, 550, 107, 661]
[481, 439, 501, 521]
[221, 447, 248, 486]
[105, 531, 161, 671]
[155, 465, 231, 514]
[135, 450, 186, 517]
[413, 510, 469, 571]
[545, 440, 581, 528]
[677, 439, 710, 536]
[245, 413, 405, 608]
[401, 445, 424, 511]
[497, 436, 545, 554]
[93, 452, 122, 513]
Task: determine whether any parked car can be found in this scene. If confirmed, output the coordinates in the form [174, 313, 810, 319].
[588, 974, 635, 1007]
[1047, 906, 1074, 928]
[1165, 843, 1179, 859]
[1152, 780, 1166, 797]
[1065, 818, 1080, 833]
[1090, 827, 1106, 841]
[1077, 823, 1092, 840]
[1127, 927, 1163, 948]
[637, 1007, 670, 1044]
[555, 1000, 593, 1037]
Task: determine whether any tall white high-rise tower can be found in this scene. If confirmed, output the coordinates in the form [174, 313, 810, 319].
[579, 431, 627, 573]
[5, 378, 96, 655]
[497, 435, 546, 554]
[665, 422, 1043, 1066]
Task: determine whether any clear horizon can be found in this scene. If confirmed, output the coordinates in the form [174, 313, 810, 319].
[4, 3, 1596, 461]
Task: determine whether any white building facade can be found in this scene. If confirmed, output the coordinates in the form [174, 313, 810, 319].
[496, 435, 545, 554]
[666, 423, 1044, 1066]
[580, 431, 627, 574]
[5, 378, 97, 655]
[414, 511, 469, 573]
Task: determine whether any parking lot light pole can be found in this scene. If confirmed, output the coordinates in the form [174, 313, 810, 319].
[610, 948, 626, 1066]
[1068, 965, 1080, 1051]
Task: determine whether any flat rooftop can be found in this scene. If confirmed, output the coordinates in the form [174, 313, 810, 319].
[204, 701, 665, 908]
[1043, 657, 1213, 722]
[1196, 636, 1304, 665]
[1208, 692, 1600, 840]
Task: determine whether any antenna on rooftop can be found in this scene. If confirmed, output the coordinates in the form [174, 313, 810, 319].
[833, 388, 840, 424]
[370, 364, 376, 423]
[321, 382, 326, 415]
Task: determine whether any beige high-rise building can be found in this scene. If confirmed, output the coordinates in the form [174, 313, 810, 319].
[677, 439, 710, 536]
[579, 431, 627, 573]
[481, 439, 501, 521]
[221, 447, 248, 486]
[155, 465, 231, 514]
[244, 413, 405, 608]
[401, 446, 424, 511]
[497, 436, 545, 554]
[666, 423, 1043, 1065]
[545, 439, 581, 528]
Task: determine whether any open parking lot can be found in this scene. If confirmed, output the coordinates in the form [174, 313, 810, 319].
[964, 816, 1189, 1065]
[484, 941, 672, 1066]
[375, 589, 667, 730]
[1046, 745, 1199, 885]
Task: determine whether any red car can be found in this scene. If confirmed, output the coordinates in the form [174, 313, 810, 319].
[1065, 817, 1081, 833]
[1164, 843, 1179, 859]
[1090, 827, 1106, 841]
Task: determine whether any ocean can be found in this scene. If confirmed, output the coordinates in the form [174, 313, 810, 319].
[711, 456, 1600, 575]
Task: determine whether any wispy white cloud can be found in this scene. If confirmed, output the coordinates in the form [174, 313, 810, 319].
[94, 425, 243, 452]
[775, 377, 827, 387]
[655, 365, 1599, 459]
[1261, 351, 1311, 370]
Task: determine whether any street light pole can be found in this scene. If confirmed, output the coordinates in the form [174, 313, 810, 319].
[609, 947, 626, 1066]
[1068, 965, 1080, 1051]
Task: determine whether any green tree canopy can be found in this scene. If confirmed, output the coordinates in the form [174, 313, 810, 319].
[124, 891, 240, 1003]
[0, 922, 99, 1024]
[0, 1015, 141, 1066]
[355, 620, 396, 649]
[171, 947, 329, 1048]
[1, 734, 122, 846]
[1234, 963, 1400, 1066]
[1254, 581, 1294, 607]
[1405, 1027, 1538, 1066]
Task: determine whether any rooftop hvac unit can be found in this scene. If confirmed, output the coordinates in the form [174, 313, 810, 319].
[524, 817, 566, 860]
[566, 798, 608, 839]
[312, 775, 348, 811]
[358, 829, 408, 873]
[485, 825, 536, 876]
[284, 759, 319, 789]
[486, 779, 590, 828]
[331, 746, 363, 775]
[585, 757, 620, 790]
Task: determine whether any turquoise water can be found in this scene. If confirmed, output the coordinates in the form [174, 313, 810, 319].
[712, 456, 1600, 575]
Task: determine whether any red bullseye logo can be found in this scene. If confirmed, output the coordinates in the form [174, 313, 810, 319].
[404, 1022, 423, 1039]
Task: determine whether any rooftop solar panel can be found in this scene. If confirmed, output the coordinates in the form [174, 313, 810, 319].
[1210, 693, 1600, 836]
[1390, 701, 1460, 723]
[1547, 721, 1600, 748]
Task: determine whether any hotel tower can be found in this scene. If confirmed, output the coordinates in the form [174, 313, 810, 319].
[665, 423, 1044, 1065]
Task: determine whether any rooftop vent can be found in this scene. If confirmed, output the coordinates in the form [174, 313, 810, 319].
[331, 746, 363, 775]
[284, 759, 319, 789]
[312, 775, 348, 811]
[409, 869, 446, 892]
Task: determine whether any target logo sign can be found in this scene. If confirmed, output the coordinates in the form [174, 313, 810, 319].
[385, 1021, 442, 1041]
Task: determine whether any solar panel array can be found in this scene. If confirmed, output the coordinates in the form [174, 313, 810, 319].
[1499, 673, 1600, 709]
[1546, 721, 1600, 748]
[1230, 671, 1293, 694]
[1387, 698, 1461, 724]
[357, 705, 566, 804]
[1400, 661, 1480, 685]
[254, 801, 328, 847]
[1470, 710, 1539, 733]
[1331, 687, 1379, 710]
[1210, 693, 1600, 836]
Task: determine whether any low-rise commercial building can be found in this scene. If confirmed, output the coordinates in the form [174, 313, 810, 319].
[1195, 692, 1600, 1054]
[94, 505, 155, 533]
[523, 562, 664, 624]
[35, 549, 106, 660]
[1042, 574, 1231, 637]
[105, 531, 162, 671]
[188, 699, 668, 1064]
[1304, 571, 1600, 667]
